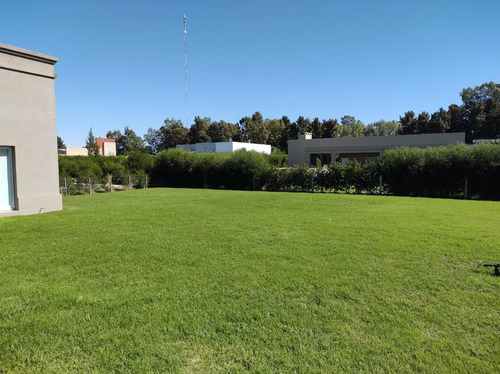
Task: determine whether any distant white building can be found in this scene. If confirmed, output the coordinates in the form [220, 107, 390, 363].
[177, 140, 271, 155]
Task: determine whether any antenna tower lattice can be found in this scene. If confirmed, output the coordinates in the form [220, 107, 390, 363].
[183, 14, 188, 127]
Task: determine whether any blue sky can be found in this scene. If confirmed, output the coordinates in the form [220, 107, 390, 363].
[3, 0, 499, 146]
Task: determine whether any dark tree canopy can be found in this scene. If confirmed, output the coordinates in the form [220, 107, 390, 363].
[106, 126, 145, 155]
[57, 136, 66, 149]
[160, 119, 189, 150]
[189, 117, 212, 144]
[86, 127, 100, 157]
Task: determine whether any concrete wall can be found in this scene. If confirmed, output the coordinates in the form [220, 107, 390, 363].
[65, 147, 88, 156]
[176, 144, 196, 152]
[215, 142, 233, 153]
[102, 141, 116, 156]
[288, 132, 466, 166]
[195, 143, 216, 153]
[0, 43, 62, 217]
[96, 138, 116, 156]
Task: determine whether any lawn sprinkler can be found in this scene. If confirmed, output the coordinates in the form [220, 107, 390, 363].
[477, 261, 500, 276]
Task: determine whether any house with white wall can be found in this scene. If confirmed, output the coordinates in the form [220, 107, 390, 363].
[0, 43, 62, 217]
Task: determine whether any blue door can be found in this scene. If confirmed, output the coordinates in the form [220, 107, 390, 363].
[0, 147, 14, 211]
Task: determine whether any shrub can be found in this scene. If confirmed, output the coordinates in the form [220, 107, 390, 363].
[289, 164, 314, 192]
[469, 143, 500, 200]
[322, 162, 345, 192]
[267, 152, 288, 167]
[265, 167, 291, 191]
[190, 152, 227, 189]
[379, 143, 500, 200]
[220, 150, 271, 190]
[151, 148, 196, 187]
[379, 147, 425, 196]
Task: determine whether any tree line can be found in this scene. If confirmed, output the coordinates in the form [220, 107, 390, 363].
[59, 142, 500, 200]
[72, 82, 498, 156]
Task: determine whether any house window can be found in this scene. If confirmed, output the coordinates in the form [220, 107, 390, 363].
[0, 147, 15, 211]
[309, 153, 331, 166]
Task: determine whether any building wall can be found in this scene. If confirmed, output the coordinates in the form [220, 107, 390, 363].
[195, 143, 216, 153]
[64, 147, 88, 156]
[288, 132, 466, 166]
[177, 144, 196, 152]
[96, 138, 116, 156]
[0, 43, 62, 217]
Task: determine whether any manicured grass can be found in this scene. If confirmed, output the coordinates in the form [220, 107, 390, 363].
[1, 189, 499, 373]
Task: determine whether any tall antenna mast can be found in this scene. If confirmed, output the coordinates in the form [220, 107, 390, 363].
[183, 14, 188, 127]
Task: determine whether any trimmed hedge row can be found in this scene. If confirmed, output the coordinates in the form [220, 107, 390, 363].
[378, 143, 500, 200]
[150, 144, 500, 200]
[150, 149, 381, 193]
[150, 149, 271, 190]
[58, 151, 154, 188]
[59, 144, 500, 200]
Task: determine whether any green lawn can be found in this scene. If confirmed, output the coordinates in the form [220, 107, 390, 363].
[1, 189, 499, 373]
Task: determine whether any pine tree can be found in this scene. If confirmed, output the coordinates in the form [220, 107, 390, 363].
[86, 127, 100, 156]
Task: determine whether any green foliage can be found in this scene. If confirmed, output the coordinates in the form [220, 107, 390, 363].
[321, 118, 339, 138]
[57, 136, 66, 149]
[126, 151, 154, 174]
[143, 127, 162, 154]
[379, 143, 500, 199]
[339, 115, 366, 137]
[98, 157, 126, 184]
[106, 126, 145, 155]
[189, 116, 212, 144]
[190, 152, 226, 189]
[378, 146, 426, 195]
[265, 167, 291, 191]
[59, 154, 150, 190]
[59, 155, 103, 183]
[264, 118, 285, 149]
[344, 160, 379, 194]
[397, 82, 500, 142]
[85, 127, 100, 157]
[322, 162, 345, 192]
[151, 149, 272, 191]
[151, 148, 196, 187]
[240, 112, 269, 144]
[468, 143, 500, 200]
[157, 119, 188, 151]
[289, 164, 314, 191]
[221, 150, 271, 190]
[365, 120, 399, 136]
[267, 152, 288, 167]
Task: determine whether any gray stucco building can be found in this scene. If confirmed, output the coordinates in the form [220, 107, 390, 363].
[288, 132, 466, 167]
[0, 43, 62, 217]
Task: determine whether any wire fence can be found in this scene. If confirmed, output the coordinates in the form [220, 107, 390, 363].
[59, 175, 148, 196]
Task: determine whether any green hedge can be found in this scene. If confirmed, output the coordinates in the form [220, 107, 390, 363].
[379, 143, 500, 200]
[59, 144, 500, 200]
[58, 153, 153, 188]
[150, 149, 272, 190]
